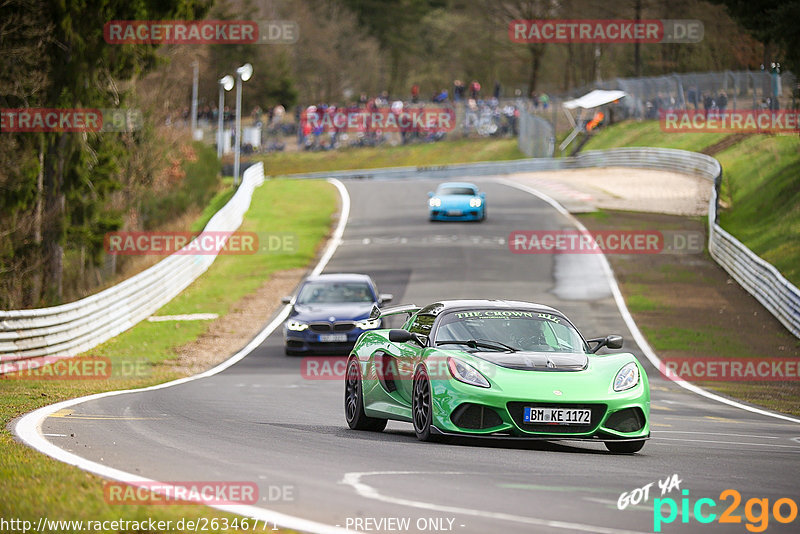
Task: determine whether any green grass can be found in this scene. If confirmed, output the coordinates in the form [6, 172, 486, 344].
[140, 142, 222, 231]
[623, 284, 660, 313]
[255, 138, 524, 176]
[584, 120, 800, 285]
[641, 325, 756, 357]
[582, 120, 729, 153]
[715, 135, 800, 285]
[1, 178, 336, 533]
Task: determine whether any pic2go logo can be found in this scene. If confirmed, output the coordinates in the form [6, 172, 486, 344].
[654, 489, 799, 532]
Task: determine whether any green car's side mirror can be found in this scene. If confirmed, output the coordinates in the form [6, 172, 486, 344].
[389, 329, 426, 346]
[587, 335, 624, 353]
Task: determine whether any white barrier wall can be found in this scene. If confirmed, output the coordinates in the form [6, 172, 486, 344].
[0, 162, 265, 369]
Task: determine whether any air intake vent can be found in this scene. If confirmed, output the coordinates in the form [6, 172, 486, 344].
[450, 403, 503, 430]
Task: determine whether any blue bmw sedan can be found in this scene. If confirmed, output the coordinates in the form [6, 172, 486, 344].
[281, 273, 392, 356]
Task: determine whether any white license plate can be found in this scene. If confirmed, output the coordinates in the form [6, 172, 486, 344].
[446, 210, 463, 216]
[319, 333, 348, 342]
[523, 407, 591, 425]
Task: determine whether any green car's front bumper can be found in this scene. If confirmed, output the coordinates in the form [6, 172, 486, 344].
[427, 356, 650, 442]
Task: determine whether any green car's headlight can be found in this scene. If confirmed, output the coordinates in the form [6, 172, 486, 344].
[286, 320, 308, 331]
[429, 197, 442, 207]
[613, 362, 639, 392]
[355, 318, 381, 330]
[447, 357, 490, 388]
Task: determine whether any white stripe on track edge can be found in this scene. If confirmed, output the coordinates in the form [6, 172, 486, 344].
[498, 178, 800, 425]
[14, 178, 352, 534]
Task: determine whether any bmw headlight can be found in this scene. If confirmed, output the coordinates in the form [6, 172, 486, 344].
[447, 357, 490, 388]
[355, 318, 381, 330]
[469, 197, 482, 208]
[613, 362, 639, 392]
[429, 197, 442, 207]
[286, 320, 308, 331]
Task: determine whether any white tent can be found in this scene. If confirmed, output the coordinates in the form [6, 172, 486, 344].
[563, 89, 628, 110]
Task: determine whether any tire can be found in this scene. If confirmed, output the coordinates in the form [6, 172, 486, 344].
[412, 366, 434, 441]
[284, 346, 301, 357]
[344, 357, 387, 432]
[605, 440, 646, 454]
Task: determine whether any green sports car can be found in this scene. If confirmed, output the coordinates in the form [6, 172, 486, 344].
[344, 299, 650, 453]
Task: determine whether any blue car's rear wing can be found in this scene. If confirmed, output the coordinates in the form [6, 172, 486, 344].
[369, 304, 420, 321]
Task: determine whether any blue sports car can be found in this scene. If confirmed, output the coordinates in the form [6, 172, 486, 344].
[428, 182, 486, 222]
[281, 273, 393, 356]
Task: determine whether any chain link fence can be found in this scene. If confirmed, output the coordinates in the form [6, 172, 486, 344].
[567, 70, 796, 120]
[516, 69, 796, 153]
[518, 108, 555, 157]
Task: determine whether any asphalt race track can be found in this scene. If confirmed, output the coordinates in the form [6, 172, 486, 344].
[37, 178, 800, 533]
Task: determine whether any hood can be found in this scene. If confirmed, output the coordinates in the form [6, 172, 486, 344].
[471, 351, 588, 371]
[291, 302, 375, 322]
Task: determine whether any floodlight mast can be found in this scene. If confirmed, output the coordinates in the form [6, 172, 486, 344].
[217, 75, 234, 159]
[233, 63, 253, 186]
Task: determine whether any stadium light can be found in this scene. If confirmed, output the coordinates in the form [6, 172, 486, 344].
[233, 63, 253, 186]
[217, 75, 234, 159]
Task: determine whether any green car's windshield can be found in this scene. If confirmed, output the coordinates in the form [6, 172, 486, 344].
[296, 282, 374, 305]
[435, 309, 588, 353]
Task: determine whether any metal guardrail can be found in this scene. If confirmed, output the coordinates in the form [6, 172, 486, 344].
[287, 148, 799, 338]
[0, 162, 266, 369]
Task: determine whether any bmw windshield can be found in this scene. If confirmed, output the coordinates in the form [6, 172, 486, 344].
[296, 282, 375, 305]
[435, 309, 588, 353]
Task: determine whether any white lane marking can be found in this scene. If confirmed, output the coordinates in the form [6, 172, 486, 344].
[42, 433, 67, 437]
[652, 430, 780, 439]
[498, 178, 800, 426]
[14, 178, 352, 534]
[341, 471, 650, 534]
[147, 313, 219, 322]
[654, 437, 800, 449]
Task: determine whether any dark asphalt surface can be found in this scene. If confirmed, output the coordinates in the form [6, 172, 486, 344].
[42, 178, 800, 533]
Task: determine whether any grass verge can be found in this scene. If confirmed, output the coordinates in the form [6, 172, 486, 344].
[254, 137, 524, 176]
[582, 119, 800, 285]
[578, 209, 800, 415]
[1, 178, 337, 533]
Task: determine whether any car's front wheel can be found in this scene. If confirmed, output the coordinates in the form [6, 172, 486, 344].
[345, 357, 387, 432]
[605, 440, 646, 454]
[412, 366, 434, 441]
